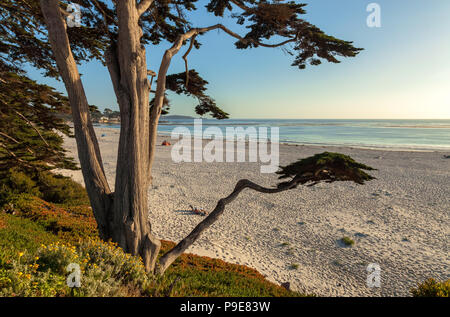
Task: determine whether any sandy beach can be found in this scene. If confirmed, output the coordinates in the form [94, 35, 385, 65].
[58, 127, 449, 297]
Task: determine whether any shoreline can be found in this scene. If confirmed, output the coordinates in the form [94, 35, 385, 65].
[58, 127, 450, 297]
[91, 123, 450, 153]
[160, 131, 450, 153]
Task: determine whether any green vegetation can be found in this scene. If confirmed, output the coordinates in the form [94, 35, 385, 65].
[277, 152, 375, 186]
[411, 278, 449, 297]
[0, 64, 83, 208]
[288, 264, 299, 270]
[1, 168, 89, 206]
[0, 70, 76, 176]
[0, 239, 148, 297]
[340, 236, 355, 247]
[0, 188, 303, 297]
[89, 106, 121, 122]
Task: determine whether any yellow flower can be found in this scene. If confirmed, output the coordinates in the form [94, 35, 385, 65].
[18, 252, 24, 257]
[17, 272, 23, 276]
[34, 256, 39, 261]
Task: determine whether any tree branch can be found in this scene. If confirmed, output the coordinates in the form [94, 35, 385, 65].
[91, 0, 114, 33]
[182, 34, 197, 88]
[105, 43, 125, 109]
[213, 24, 297, 48]
[0, 131, 20, 145]
[147, 23, 295, 179]
[156, 177, 303, 275]
[137, 0, 154, 16]
[14, 110, 51, 149]
[147, 69, 156, 91]
[229, 0, 251, 11]
[59, 7, 69, 16]
[0, 142, 32, 167]
[13, 110, 66, 164]
[186, 24, 296, 49]
[150, 22, 295, 118]
[0, 131, 34, 154]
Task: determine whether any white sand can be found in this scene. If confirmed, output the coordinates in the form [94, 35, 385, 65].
[58, 127, 449, 297]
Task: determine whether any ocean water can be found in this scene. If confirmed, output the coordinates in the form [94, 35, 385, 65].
[100, 119, 450, 151]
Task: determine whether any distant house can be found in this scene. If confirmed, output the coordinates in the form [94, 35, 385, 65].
[95, 116, 120, 124]
[108, 116, 120, 123]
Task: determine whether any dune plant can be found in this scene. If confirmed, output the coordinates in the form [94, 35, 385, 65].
[289, 263, 299, 270]
[411, 278, 450, 297]
[340, 236, 355, 247]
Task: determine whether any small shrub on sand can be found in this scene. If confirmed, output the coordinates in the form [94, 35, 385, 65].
[341, 237, 355, 246]
[411, 278, 449, 297]
[289, 263, 299, 270]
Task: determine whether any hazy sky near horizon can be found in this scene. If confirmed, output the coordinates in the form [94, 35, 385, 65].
[26, 0, 450, 119]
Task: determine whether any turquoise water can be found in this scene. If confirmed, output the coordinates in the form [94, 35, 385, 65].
[99, 119, 450, 151]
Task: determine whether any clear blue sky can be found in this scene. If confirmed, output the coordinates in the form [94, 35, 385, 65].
[26, 0, 450, 119]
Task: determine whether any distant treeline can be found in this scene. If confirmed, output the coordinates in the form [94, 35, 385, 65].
[57, 106, 194, 124]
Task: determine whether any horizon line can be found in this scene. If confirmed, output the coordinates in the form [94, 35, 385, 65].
[163, 116, 450, 120]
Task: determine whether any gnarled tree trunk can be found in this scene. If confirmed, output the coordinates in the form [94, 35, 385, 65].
[40, 0, 113, 240]
[41, 0, 160, 272]
[109, 0, 160, 271]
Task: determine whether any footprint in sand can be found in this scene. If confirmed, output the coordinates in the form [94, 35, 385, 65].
[371, 190, 393, 198]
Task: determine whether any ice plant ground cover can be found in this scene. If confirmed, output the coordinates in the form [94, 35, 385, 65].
[0, 189, 304, 297]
